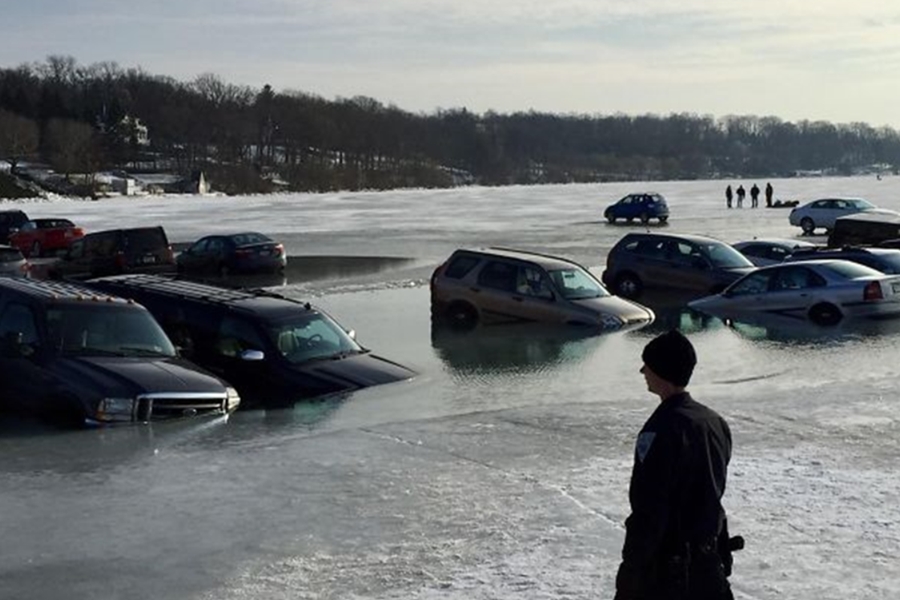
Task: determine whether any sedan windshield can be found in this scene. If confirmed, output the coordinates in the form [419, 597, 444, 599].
[547, 268, 610, 299]
[48, 305, 176, 357]
[268, 313, 363, 364]
[703, 243, 755, 269]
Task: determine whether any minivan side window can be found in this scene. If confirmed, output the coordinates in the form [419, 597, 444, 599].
[477, 261, 517, 291]
[216, 316, 266, 357]
[444, 255, 480, 279]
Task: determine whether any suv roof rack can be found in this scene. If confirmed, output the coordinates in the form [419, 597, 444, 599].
[483, 246, 579, 264]
[0, 277, 130, 302]
[90, 274, 312, 310]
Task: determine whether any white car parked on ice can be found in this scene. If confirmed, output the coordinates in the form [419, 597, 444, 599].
[788, 197, 898, 235]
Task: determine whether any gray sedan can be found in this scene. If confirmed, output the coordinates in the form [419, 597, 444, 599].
[0, 244, 29, 277]
[689, 259, 900, 326]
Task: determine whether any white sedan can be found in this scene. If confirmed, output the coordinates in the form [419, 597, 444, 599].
[689, 259, 900, 326]
[788, 197, 899, 235]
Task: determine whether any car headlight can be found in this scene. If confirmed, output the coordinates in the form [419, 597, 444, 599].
[225, 387, 241, 412]
[599, 313, 624, 329]
[96, 397, 136, 422]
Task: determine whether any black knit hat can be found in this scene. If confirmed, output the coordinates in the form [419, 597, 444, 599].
[641, 329, 696, 387]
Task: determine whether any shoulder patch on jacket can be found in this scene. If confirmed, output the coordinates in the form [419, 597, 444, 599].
[636, 431, 656, 463]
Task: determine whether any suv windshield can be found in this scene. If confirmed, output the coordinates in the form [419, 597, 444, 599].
[48, 305, 176, 357]
[268, 313, 363, 364]
[702, 243, 755, 269]
[548, 268, 610, 300]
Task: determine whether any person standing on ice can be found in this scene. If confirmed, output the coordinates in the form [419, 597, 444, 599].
[724, 185, 733, 209]
[615, 330, 739, 600]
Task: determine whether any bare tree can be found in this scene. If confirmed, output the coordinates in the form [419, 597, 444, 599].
[0, 109, 40, 171]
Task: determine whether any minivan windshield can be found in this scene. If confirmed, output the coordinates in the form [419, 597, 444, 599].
[547, 268, 610, 300]
[268, 312, 363, 364]
[48, 305, 176, 357]
[702, 243, 755, 269]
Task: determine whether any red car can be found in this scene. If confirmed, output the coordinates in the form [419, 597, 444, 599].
[9, 218, 85, 258]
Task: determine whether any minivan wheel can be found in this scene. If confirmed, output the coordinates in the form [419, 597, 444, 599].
[800, 217, 815, 235]
[615, 273, 643, 298]
[809, 303, 842, 326]
[445, 302, 478, 331]
[606, 215, 616, 224]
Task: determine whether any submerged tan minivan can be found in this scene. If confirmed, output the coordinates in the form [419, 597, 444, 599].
[430, 247, 655, 330]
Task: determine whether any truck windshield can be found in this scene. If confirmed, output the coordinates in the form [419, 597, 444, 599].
[267, 313, 363, 364]
[48, 305, 176, 357]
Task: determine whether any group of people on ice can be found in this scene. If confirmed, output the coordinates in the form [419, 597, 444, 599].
[725, 182, 773, 208]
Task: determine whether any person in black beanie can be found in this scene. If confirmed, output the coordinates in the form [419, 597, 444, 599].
[615, 330, 737, 600]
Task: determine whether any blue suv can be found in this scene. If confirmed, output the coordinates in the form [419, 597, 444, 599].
[604, 193, 669, 224]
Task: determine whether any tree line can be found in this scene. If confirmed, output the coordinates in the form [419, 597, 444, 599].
[1, 55, 899, 194]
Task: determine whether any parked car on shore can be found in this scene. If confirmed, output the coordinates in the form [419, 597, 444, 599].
[0, 209, 29, 243]
[689, 260, 900, 326]
[0, 277, 240, 427]
[176, 232, 286, 276]
[0, 244, 30, 277]
[784, 246, 900, 274]
[49, 226, 176, 280]
[604, 192, 669, 224]
[788, 197, 898, 234]
[731, 238, 819, 266]
[430, 247, 655, 330]
[8, 218, 85, 257]
[84, 274, 415, 408]
[602, 232, 756, 299]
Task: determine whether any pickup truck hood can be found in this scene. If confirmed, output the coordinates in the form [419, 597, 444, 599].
[52, 356, 226, 398]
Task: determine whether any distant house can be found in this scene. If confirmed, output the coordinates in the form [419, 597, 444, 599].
[118, 116, 150, 147]
[131, 171, 211, 195]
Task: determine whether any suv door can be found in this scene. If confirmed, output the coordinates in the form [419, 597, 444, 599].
[0, 301, 52, 415]
[475, 260, 560, 323]
[205, 314, 272, 398]
[663, 240, 713, 291]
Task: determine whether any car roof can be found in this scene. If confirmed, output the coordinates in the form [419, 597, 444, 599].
[87, 274, 315, 320]
[619, 231, 727, 245]
[761, 258, 884, 274]
[733, 238, 817, 247]
[455, 247, 581, 270]
[834, 211, 900, 224]
[0, 277, 140, 307]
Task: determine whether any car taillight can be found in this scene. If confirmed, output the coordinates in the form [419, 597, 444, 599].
[864, 281, 883, 301]
[274, 244, 284, 256]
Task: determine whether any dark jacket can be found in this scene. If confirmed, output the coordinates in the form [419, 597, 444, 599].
[615, 392, 733, 600]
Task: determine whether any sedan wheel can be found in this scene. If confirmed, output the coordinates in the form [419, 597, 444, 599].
[809, 303, 842, 326]
[800, 217, 815, 235]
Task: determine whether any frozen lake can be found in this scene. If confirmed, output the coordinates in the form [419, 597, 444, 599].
[2, 176, 900, 599]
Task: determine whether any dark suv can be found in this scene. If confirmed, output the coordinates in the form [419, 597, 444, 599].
[602, 232, 756, 298]
[84, 274, 416, 408]
[0, 209, 29, 243]
[0, 278, 240, 426]
[784, 246, 900, 274]
[49, 226, 176, 280]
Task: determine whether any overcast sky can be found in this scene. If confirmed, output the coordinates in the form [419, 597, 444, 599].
[4, 1, 900, 127]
